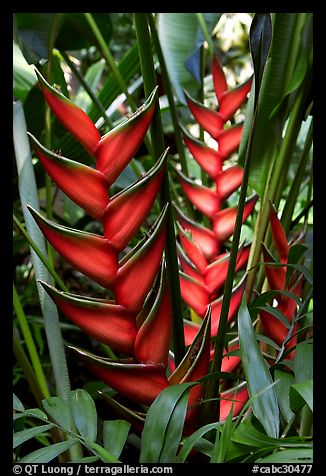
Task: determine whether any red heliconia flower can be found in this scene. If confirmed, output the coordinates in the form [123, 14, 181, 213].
[175, 54, 256, 333]
[29, 71, 249, 435]
[260, 203, 304, 359]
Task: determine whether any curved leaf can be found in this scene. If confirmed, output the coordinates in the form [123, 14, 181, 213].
[19, 440, 77, 463]
[69, 389, 97, 443]
[238, 296, 280, 438]
[140, 382, 197, 463]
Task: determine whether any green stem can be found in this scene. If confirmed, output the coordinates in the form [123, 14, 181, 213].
[61, 50, 113, 130]
[199, 45, 208, 188]
[13, 214, 68, 292]
[246, 79, 309, 298]
[83, 12, 153, 161]
[291, 199, 313, 229]
[84, 13, 137, 109]
[147, 13, 188, 175]
[134, 13, 185, 365]
[13, 330, 44, 406]
[281, 122, 313, 233]
[13, 284, 50, 400]
[209, 108, 259, 420]
[44, 15, 64, 267]
[196, 13, 214, 58]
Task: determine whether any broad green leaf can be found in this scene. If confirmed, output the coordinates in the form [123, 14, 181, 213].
[157, 13, 220, 103]
[19, 440, 77, 463]
[13, 101, 71, 401]
[255, 448, 313, 463]
[290, 380, 313, 413]
[13, 393, 25, 412]
[238, 296, 280, 438]
[69, 390, 97, 443]
[103, 420, 131, 459]
[15, 13, 112, 62]
[157, 13, 200, 103]
[239, 14, 303, 194]
[294, 342, 313, 383]
[42, 396, 73, 432]
[274, 369, 295, 423]
[14, 424, 54, 449]
[13, 41, 37, 100]
[140, 382, 196, 463]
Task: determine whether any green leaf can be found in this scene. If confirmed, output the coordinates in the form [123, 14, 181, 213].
[177, 422, 219, 463]
[74, 60, 106, 111]
[249, 13, 272, 106]
[290, 380, 313, 413]
[238, 296, 280, 438]
[286, 243, 308, 286]
[13, 393, 25, 412]
[14, 424, 54, 449]
[69, 390, 97, 443]
[55, 13, 112, 51]
[256, 305, 291, 329]
[157, 13, 220, 103]
[294, 342, 313, 383]
[42, 396, 73, 432]
[25, 409, 49, 421]
[232, 417, 311, 449]
[140, 382, 196, 463]
[13, 41, 37, 100]
[255, 448, 313, 463]
[13, 100, 72, 401]
[15, 13, 112, 62]
[211, 402, 234, 463]
[103, 420, 131, 459]
[19, 440, 77, 463]
[239, 14, 302, 194]
[274, 369, 295, 423]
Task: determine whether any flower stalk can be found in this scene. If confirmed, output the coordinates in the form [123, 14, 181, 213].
[134, 12, 185, 365]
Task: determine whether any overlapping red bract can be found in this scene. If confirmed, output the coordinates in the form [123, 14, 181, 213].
[30, 72, 247, 432]
[260, 204, 304, 358]
[177, 55, 255, 362]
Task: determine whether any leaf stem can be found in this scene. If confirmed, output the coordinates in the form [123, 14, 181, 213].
[60, 50, 113, 130]
[134, 12, 185, 365]
[196, 13, 214, 58]
[13, 283, 50, 400]
[147, 13, 188, 175]
[13, 329, 45, 406]
[83, 12, 153, 160]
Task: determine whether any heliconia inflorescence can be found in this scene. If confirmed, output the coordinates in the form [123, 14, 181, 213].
[28, 70, 248, 433]
[260, 203, 304, 359]
[175, 55, 257, 352]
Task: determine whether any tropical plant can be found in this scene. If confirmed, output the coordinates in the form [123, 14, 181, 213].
[13, 12, 313, 464]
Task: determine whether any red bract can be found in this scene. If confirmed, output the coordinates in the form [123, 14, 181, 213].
[175, 55, 256, 332]
[30, 71, 248, 434]
[260, 204, 304, 358]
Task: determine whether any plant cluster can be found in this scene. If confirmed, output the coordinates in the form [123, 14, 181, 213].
[13, 12, 313, 464]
